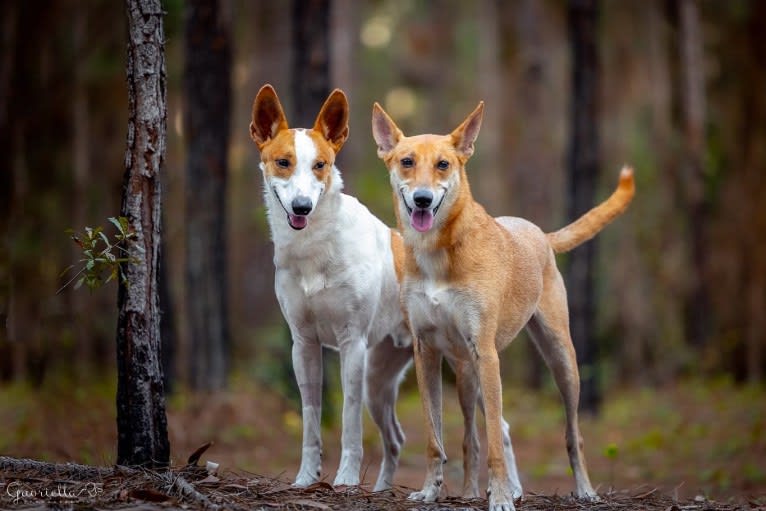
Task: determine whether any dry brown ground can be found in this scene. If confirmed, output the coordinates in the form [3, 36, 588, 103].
[1, 375, 764, 509]
[0, 456, 760, 510]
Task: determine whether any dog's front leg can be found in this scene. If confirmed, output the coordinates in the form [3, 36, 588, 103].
[454, 359, 480, 498]
[475, 325, 517, 511]
[334, 335, 366, 486]
[408, 337, 446, 503]
[292, 338, 323, 487]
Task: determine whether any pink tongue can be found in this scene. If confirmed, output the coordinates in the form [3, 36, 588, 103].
[289, 214, 308, 230]
[411, 209, 434, 232]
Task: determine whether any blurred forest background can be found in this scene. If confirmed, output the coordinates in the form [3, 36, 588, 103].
[1, 0, 765, 501]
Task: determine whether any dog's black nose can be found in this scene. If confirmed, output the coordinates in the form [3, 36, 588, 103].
[413, 189, 433, 209]
[291, 196, 313, 215]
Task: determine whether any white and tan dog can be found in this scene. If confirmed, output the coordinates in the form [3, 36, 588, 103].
[249, 84, 412, 490]
[372, 101, 634, 510]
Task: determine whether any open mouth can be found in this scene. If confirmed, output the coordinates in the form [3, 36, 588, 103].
[401, 189, 446, 233]
[287, 214, 308, 230]
[273, 187, 309, 231]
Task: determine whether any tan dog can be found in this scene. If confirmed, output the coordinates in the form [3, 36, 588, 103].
[372, 101, 634, 510]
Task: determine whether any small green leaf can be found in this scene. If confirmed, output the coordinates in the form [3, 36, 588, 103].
[74, 276, 85, 290]
[108, 216, 124, 235]
[604, 443, 619, 459]
[85, 260, 95, 271]
[59, 265, 75, 278]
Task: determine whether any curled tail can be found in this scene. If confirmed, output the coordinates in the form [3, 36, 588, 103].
[547, 166, 635, 254]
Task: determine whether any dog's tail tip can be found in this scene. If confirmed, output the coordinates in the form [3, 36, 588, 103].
[618, 164, 636, 197]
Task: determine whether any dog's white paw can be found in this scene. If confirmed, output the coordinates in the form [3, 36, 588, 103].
[487, 477, 517, 511]
[332, 473, 359, 487]
[408, 483, 441, 502]
[292, 472, 318, 488]
[576, 489, 600, 502]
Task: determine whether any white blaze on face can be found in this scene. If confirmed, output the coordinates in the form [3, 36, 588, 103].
[289, 129, 324, 205]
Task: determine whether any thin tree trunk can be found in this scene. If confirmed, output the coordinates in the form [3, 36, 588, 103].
[677, 0, 710, 350]
[476, 0, 504, 213]
[184, 0, 231, 391]
[116, 0, 170, 467]
[71, 6, 91, 378]
[0, 1, 17, 381]
[566, 0, 601, 415]
[291, 0, 330, 126]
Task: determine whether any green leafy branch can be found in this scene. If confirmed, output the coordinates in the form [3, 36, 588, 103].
[57, 216, 144, 295]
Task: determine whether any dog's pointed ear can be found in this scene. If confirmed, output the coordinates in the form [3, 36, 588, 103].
[450, 101, 484, 159]
[250, 84, 289, 150]
[313, 89, 349, 152]
[372, 102, 403, 159]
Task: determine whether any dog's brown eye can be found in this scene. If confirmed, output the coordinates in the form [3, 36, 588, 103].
[276, 159, 290, 168]
[437, 160, 449, 170]
[401, 157, 414, 168]
[314, 161, 325, 170]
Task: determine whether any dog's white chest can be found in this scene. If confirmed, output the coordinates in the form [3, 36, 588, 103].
[296, 264, 327, 297]
[406, 279, 479, 358]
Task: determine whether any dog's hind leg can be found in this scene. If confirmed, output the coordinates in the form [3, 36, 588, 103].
[525, 262, 598, 500]
[476, 394, 524, 500]
[334, 333, 367, 486]
[292, 338, 324, 487]
[365, 337, 412, 491]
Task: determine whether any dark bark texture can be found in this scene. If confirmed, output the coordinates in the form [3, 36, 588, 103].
[566, 0, 601, 415]
[291, 0, 330, 126]
[184, 0, 231, 391]
[116, 0, 170, 467]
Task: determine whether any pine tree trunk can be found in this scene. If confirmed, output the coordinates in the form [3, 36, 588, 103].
[116, 0, 170, 467]
[291, 0, 330, 126]
[566, 0, 601, 415]
[184, 0, 231, 391]
[677, 0, 710, 349]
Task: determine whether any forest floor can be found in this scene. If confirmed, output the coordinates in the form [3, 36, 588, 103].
[1, 374, 764, 509]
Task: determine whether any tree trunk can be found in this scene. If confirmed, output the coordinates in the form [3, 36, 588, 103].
[476, 0, 504, 212]
[677, 0, 710, 350]
[291, 0, 330, 126]
[184, 0, 231, 391]
[566, 0, 601, 415]
[0, 0, 17, 381]
[116, 0, 170, 467]
[71, 5, 92, 378]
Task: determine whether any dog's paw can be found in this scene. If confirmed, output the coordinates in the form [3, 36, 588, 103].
[293, 469, 320, 488]
[487, 478, 517, 511]
[332, 473, 360, 487]
[576, 489, 600, 502]
[292, 476, 317, 488]
[408, 483, 441, 502]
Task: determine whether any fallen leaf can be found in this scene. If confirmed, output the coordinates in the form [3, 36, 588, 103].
[304, 481, 334, 492]
[197, 474, 220, 484]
